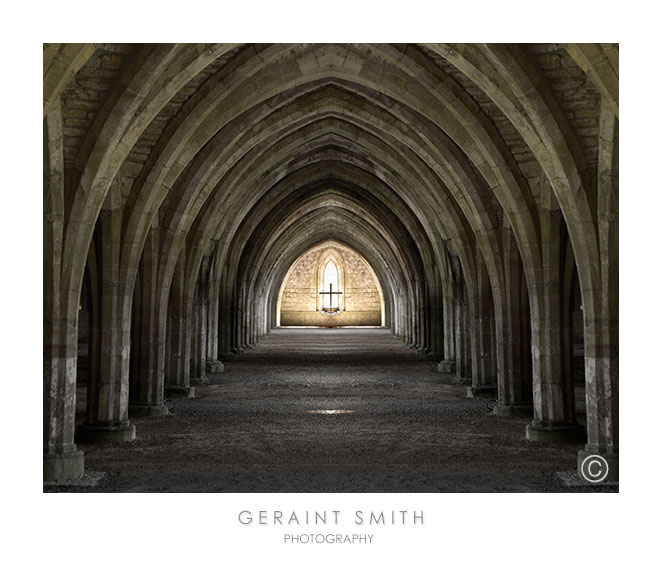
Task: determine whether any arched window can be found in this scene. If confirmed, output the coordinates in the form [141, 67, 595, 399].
[322, 261, 340, 309]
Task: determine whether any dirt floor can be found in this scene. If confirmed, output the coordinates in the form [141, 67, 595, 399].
[47, 328, 616, 493]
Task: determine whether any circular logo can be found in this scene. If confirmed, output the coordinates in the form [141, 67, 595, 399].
[580, 454, 610, 483]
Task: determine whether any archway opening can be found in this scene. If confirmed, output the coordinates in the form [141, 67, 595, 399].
[276, 241, 385, 327]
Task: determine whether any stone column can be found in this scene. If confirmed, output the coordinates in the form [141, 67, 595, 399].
[190, 272, 210, 385]
[436, 263, 456, 371]
[414, 278, 427, 353]
[44, 109, 85, 481]
[77, 201, 136, 443]
[217, 277, 234, 361]
[526, 186, 583, 442]
[442, 268, 456, 362]
[579, 314, 618, 480]
[428, 281, 445, 360]
[467, 253, 497, 399]
[453, 274, 471, 384]
[128, 231, 169, 417]
[493, 227, 533, 417]
[231, 282, 246, 355]
[577, 107, 618, 481]
[205, 254, 225, 372]
[165, 253, 195, 398]
[44, 306, 86, 479]
[44, 329, 85, 480]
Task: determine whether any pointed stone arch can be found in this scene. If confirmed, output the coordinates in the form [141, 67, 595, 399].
[276, 240, 385, 328]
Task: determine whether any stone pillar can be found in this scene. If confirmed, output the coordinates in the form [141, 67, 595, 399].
[165, 253, 195, 398]
[129, 232, 169, 417]
[467, 253, 497, 399]
[217, 276, 234, 360]
[77, 204, 136, 444]
[442, 270, 455, 362]
[44, 316, 86, 480]
[493, 228, 533, 417]
[403, 279, 415, 348]
[205, 251, 225, 370]
[577, 106, 618, 481]
[231, 282, 246, 355]
[453, 273, 471, 384]
[526, 187, 583, 442]
[206, 272, 219, 360]
[578, 316, 618, 480]
[415, 279, 427, 353]
[241, 278, 254, 349]
[428, 281, 445, 359]
[44, 109, 85, 481]
[190, 272, 210, 385]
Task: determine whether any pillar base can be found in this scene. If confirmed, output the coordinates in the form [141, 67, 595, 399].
[129, 403, 169, 418]
[191, 375, 210, 385]
[493, 403, 533, 418]
[44, 446, 85, 483]
[205, 360, 224, 373]
[526, 422, 585, 443]
[466, 385, 497, 399]
[437, 360, 456, 373]
[76, 422, 136, 444]
[165, 385, 195, 399]
[578, 446, 619, 483]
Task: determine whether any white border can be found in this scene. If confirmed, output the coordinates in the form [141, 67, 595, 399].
[3, 2, 660, 565]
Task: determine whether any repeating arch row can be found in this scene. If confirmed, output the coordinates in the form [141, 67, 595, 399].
[43, 43, 618, 483]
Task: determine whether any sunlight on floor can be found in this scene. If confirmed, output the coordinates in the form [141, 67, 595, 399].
[307, 409, 355, 414]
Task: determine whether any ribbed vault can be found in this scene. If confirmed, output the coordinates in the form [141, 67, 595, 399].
[43, 43, 619, 483]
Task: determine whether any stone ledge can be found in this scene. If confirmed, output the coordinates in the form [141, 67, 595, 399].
[43, 448, 85, 483]
[44, 470, 106, 489]
[76, 422, 136, 444]
[437, 360, 456, 373]
[129, 403, 169, 418]
[556, 470, 618, 489]
[526, 422, 586, 443]
[206, 360, 224, 374]
[466, 385, 497, 399]
[492, 403, 533, 418]
[165, 386, 195, 399]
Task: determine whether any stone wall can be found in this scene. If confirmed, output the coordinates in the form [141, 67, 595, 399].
[279, 243, 382, 326]
[280, 310, 382, 326]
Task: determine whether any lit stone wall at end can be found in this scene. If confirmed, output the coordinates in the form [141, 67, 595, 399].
[279, 243, 382, 327]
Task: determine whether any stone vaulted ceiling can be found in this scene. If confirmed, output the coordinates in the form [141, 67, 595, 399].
[43, 43, 619, 484]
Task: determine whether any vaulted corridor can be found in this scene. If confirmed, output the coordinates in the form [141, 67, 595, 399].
[44, 43, 619, 489]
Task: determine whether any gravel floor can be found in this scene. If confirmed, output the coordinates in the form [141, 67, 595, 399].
[47, 328, 616, 493]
